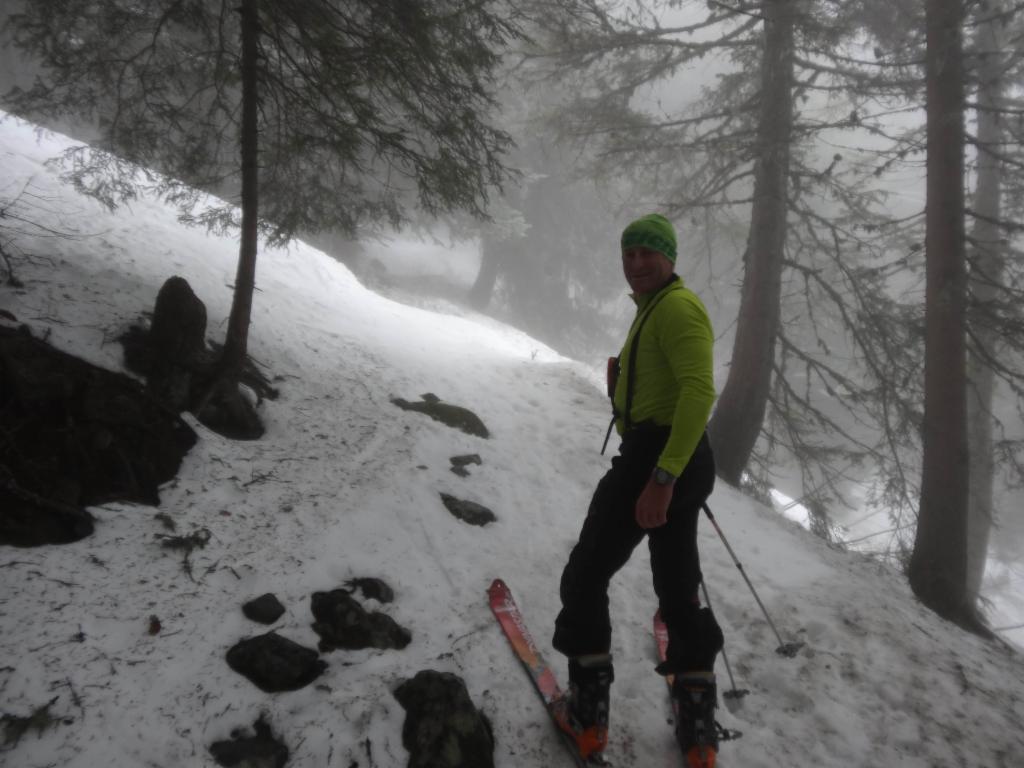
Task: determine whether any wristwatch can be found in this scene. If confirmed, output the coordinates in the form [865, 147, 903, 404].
[653, 467, 676, 486]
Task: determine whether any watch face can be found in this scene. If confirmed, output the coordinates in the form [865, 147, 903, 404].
[655, 468, 673, 485]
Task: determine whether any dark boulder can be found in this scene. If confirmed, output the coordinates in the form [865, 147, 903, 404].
[242, 593, 286, 625]
[310, 589, 411, 652]
[209, 715, 288, 768]
[394, 670, 494, 768]
[391, 393, 489, 438]
[0, 325, 196, 547]
[344, 577, 395, 604]
[0, 488, 94, 546]
[439, 494, 497, 527]
[121, 276, 279, 441]
[449, 454, 482, 478]
[225, 632, 326, 693]
[149, 276, 208, 411]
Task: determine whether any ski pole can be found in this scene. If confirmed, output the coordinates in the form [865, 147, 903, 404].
[699, 580, 748, 700]
[702, 503, 804, 658]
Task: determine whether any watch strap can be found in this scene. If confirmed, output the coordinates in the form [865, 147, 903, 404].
[653, 467, 676, 485]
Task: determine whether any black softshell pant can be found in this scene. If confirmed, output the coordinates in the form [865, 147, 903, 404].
[553, 427, 722, 673]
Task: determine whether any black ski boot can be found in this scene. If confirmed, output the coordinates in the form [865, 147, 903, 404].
[563, 653, 614, 759]
[673, 671, 718, 768]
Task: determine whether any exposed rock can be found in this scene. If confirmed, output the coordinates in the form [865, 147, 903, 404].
[192, 377, 265, 441]
[121, 276, 279, 440]
[0, 487, 95, 548]
[243, 593, 286, 625]
[209, 715, 288, 768]
[311, 589, 411, 652]
[148, 276, 207, 411]
[391, 393, 489, 438]
[449, 454, 482, 478]
[439, 493, 496, 527]
[121, 276, 206, 415]
[394, 670, 494, 768]
[0, 325, 196, 547]
[345, 577, 395, 604]
[225, 632, 326, 693]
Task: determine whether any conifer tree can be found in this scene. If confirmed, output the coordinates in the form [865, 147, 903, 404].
[527, 0, 1024, 630]
[840, 1, 1024, 623]
[706, 0, 795, 485]
[907, 0, 978, 630]
[4, 0, 521, 429]
[527, 0, 925, 502]
[957, 0, 1024, 612]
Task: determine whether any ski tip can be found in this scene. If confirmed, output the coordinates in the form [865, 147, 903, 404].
[487, 578, 508, 595]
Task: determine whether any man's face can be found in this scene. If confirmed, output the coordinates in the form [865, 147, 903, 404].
[622, 246, 674, 295]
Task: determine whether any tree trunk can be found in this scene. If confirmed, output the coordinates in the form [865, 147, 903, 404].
[707, 0, 795, 485]
[909, 0, 980, 633]
[965, 8, 1006, 607]
[469, 235, 501, 310]
[220, 0, 260, 379]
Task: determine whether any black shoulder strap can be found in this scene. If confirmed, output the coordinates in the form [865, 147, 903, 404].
[622, 282, 678, 430]
[600, 277, 681, 455]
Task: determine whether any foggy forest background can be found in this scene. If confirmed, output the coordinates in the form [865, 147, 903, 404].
[1, 0, 1022, 642]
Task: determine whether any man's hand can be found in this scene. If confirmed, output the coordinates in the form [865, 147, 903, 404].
[635, 477, 674, 529]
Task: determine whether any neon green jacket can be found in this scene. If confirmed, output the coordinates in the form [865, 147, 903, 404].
[612, 276, 716, 476]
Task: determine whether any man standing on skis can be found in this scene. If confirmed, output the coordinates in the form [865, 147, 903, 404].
[553, 213, 723, 767]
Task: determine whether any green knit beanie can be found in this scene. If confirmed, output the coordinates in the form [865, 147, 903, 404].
[620, 213, 677, 264]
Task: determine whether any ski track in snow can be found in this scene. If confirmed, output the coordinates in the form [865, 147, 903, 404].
[1, 113, 1023, 768]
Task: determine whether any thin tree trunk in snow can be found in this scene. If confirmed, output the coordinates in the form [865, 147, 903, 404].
[708, 0, 795, 485]
[221, 0, 260, 379]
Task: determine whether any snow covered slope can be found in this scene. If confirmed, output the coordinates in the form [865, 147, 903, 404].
[1, 115, 1022, 768]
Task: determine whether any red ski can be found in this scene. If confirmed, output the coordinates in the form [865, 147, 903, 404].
[654, 611, 741, 768]
[488, 578, 609, 766]
[653, 610, 675, 694]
